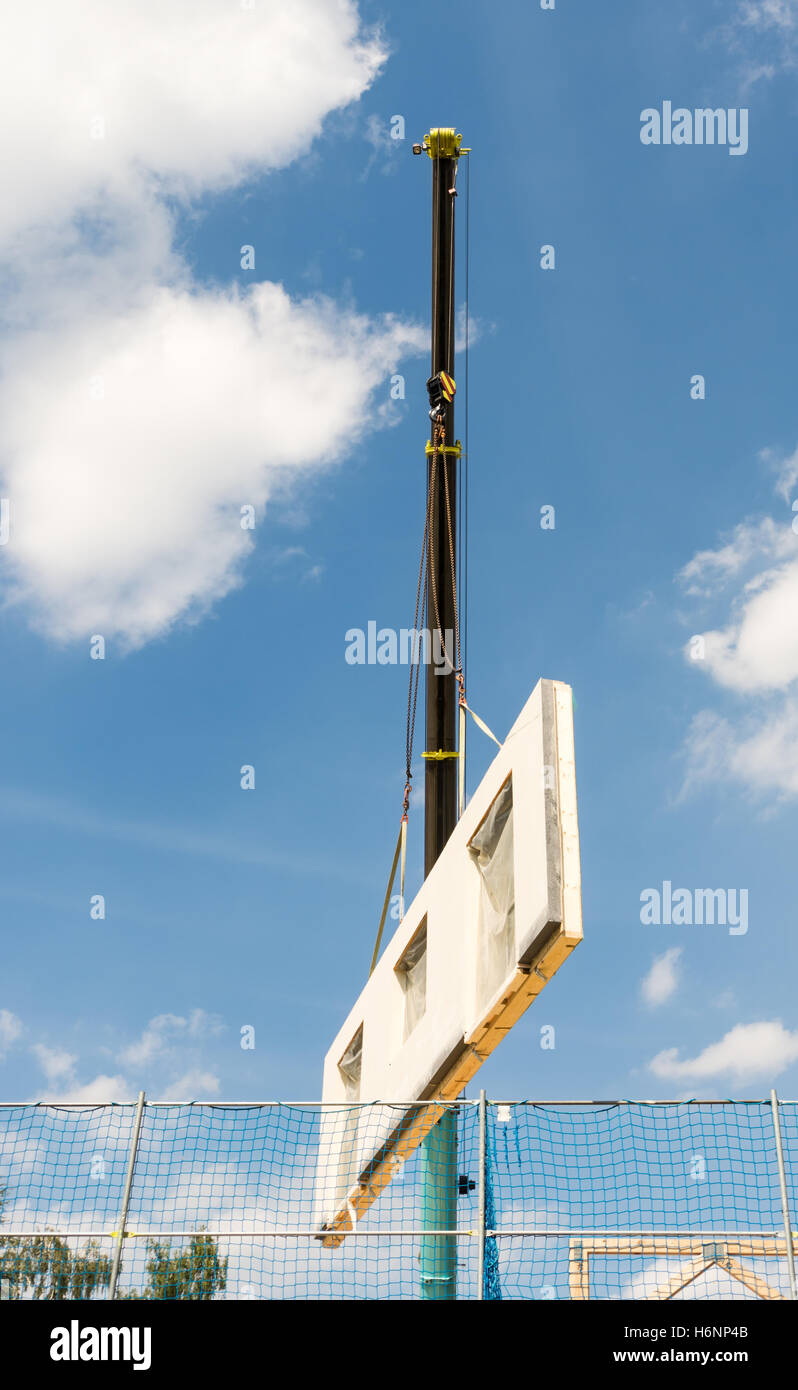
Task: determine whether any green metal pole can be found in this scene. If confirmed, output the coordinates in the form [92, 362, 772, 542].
[419, 1108, 458, 1298]
[414, 127, 465, 1301]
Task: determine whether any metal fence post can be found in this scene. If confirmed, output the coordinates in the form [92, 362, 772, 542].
[108, 1090, 146, 1300]
[477, 1089, 487, 1301]
[770, 1088, 797, 1301]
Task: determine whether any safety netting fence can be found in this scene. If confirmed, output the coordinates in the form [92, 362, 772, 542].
[0, 1098, 795, 1300]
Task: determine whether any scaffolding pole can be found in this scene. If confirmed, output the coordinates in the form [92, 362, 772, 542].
[770, 1087, 797, 1300]
[108, 1090, 146, 1300]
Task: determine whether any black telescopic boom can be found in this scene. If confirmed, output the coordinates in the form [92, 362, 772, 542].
[424, 134, 459, 877]
[415, 127, 465, 1303]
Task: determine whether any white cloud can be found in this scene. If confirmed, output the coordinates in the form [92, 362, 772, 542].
[719, 2, 798, 83]
[119, 1009, 223, 1067]
[736, 0, 798, 33]
[20, 1007, 224, 1101]
[361, 113, 401, 179]
[0, 281, 422, 647]
[118, 1013, 187, 1068]
[772, 443, 798, 501]
[31, 1044, 78, 1083]
[0, 1008, 23, 1055]
[640, 947, 683, 1007]
[33, 1073, 131, 1104]
[650, 1020, 798, 1082]
[0, 1, 426, 649]
[678, 459, 798, 799]
[0, 0, 385, 254]
[683, 700, 798, 799]
[156, 1069, 221, 1102]
[678, 517, 796, 600]
[684, 559, 798, 693]
[185, 1008, 224, 1039]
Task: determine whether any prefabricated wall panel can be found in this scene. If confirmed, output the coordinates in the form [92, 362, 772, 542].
[316, 678, 582, 1240]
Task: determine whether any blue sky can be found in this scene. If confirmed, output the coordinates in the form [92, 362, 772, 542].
[2, 0, 798, 1104]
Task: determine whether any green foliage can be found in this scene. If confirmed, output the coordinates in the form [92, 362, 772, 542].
[0, 1185, 111, 1301]
[0, 1233, 112, 1301]
[140, 1232, 228, 1301]
[1, 1188, 226, 1301]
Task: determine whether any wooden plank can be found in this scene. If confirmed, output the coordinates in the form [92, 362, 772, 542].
[576, 1238, 788, 1300]
[726, 1239, 785, 1258]
[320, 925, 578, 1243]
[569, 1240, 590, 1300]
[319, 1103, 445, 1247]
[723, 1257, 784, 1301]
[582, 1237, 785, 1258]
[465, 929, 575, 1051]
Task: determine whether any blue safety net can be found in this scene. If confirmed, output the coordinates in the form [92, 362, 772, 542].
[0, 1100, 794, 1300]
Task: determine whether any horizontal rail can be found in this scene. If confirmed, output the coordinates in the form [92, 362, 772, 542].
[0, 1228, 473, 1239]
[0, 1097, 787, 1108]
[486, 1229, 794, 1240]
[489, 1099, 778, 1107]
[1, 1228, 792, 1241]
[0, 1100, 471, 1110]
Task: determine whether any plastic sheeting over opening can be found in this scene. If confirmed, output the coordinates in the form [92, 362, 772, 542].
[338, 1026, 363, 1101]
[334, 1026, 363, 1204]
[396, 920, 427, 1040]
[468, 776, 515, 1012]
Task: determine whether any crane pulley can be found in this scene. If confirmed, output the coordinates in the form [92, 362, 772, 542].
[426, 370, 456, 421]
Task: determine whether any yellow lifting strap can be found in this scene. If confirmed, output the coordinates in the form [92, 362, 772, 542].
[459, 703, 466, 819]
[369, 712, 502, 974]
[369, 818, 407, 978]
[458, 700, 503, 819]
[461, 698, 502, 750]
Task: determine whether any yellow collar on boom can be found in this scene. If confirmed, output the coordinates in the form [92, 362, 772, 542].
[413, 129, 471, 160]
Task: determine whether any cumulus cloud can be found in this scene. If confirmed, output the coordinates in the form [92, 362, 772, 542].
[0, 285, 423, 646]
[27, 1037, 127, 1100]
[0, 1008, 23, 1056]
[735, 0, 798, 33]
[0, 1, 426, 649]
[361, 113, 402, 180]
[720, 1, 798, 83]
[679, 455, 798, 799]
[640, 948, 683, 1007]
[681, 547, 798, 694]
[772, 442, 798, 502]
[0, 0, 386, 253]
[678, 516, 796, 601]
[31, 1044, 78, 1083]
[119, 1009, 223, 1068]
[683, 700, 798, 799]
[650, 1020, 798, 1083]
[157, 1069, 221, 1102]
[22, 1007, 225, 1100]
[34, 1073, 131, 1104]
